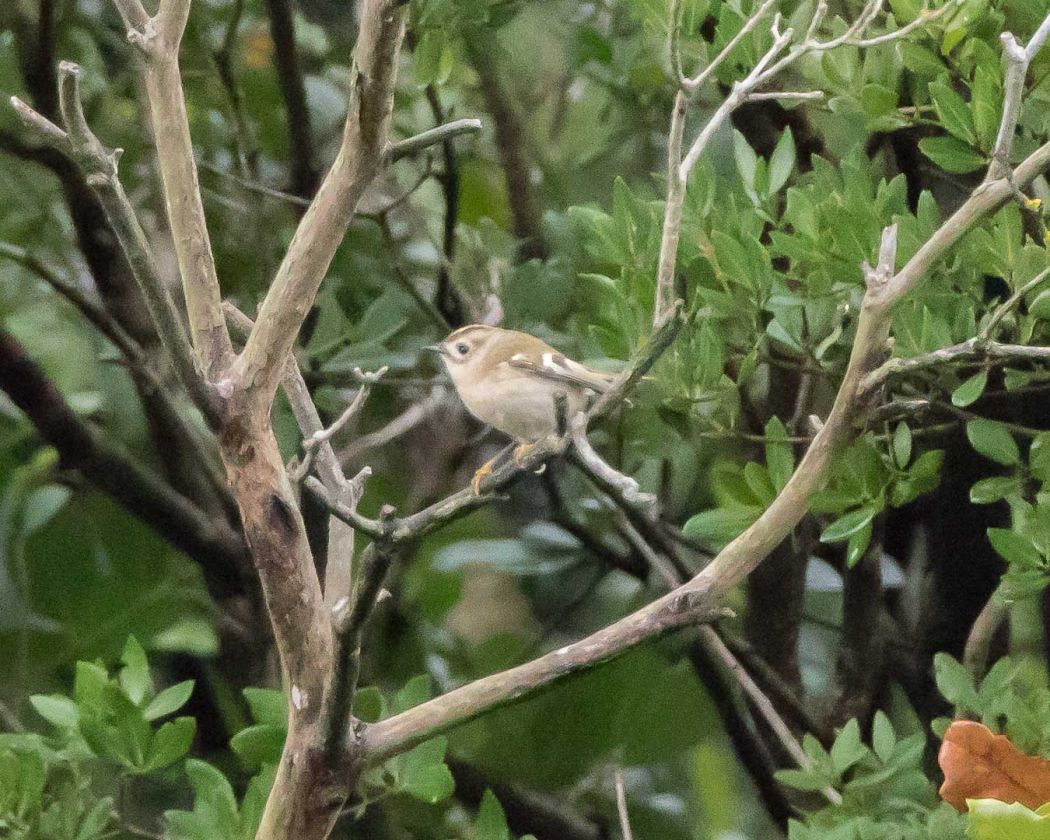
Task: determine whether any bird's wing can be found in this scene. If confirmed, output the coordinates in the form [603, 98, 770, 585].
[505, 348, 617, 393]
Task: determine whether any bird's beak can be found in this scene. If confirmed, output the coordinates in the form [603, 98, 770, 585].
[423, 344, 449, 357]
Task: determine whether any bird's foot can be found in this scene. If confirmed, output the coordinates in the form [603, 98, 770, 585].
[470, 457, 497, 495]
[513, 442, 537, 467]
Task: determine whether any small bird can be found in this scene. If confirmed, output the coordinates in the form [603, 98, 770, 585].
[429, 325, 616, 493]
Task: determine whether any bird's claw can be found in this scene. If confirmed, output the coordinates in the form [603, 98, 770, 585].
[471, 459, 496, 495]
[513, 442, 535, 467]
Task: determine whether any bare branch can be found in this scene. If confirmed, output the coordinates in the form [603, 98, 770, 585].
[982, 266, 1050, 338]
[359, 126, 1050, 768]
[0, 242, 228, 502]
[745, 90, 825, 103]
[237, 0, 407, 407]
[326, 538, 394, 757]
[681, 0, 777, 93]
[10, 73, 218, 426]
[362, 590, 729, 762]
[312, 304, 686, 544]
[866, 338, 1050, 393]
[339, 389, 446, 464]
[225, 301, 375, 612]
[990, 11, 1050, 178]
[263, 0, 319, 199]
[653, 91, 688, 326]
[387, 118, 483, 163]
[678, 23, 795, 179]
[569, 413, 656, 510]
[614, 770, 634, 840]
[0, 241, 142, 367]
[700, 627, 842, 804]
[112, 1, 233, 377]
[296, 368, 386, 483]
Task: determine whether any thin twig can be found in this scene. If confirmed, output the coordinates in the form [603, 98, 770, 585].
[10, 76, 219, 425]
[614, 770, 634, 840]
[262, 0, 318, 198]
[386, 118, 483, 163]
[982, 265, 1050, 338]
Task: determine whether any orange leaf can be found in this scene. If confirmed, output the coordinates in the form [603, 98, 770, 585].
[938, 720, 1050, 811]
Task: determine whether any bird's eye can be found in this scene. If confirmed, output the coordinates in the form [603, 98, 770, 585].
[456, 342, 469, 355]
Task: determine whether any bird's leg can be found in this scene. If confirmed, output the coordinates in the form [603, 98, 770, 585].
[470, 456, 498, 495]
[513, 442, 538, 467]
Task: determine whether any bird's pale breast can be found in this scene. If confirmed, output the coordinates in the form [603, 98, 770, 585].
[458, 368, 587, 442]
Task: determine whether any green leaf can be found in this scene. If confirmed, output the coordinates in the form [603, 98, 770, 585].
[29, 694, 79, 728]
[971, 64, 1002, 151]
[401, 736, 455, 804]
[933, 652, 979, 712]
[970, 476, 1017, 504]
[900, 43, 946, 77]
[743, 462, 775, 505]
[1030, 289, 1050, 320]
[243, 688, 286, 727]
[966, 799, 1050, 839]
[767, 127, 795, 195]
[820, 506, 877, 544]
[353, 686, 387, 723]
[892, 422, 912, 468]
[75, 661, 111, 710]
[845, 521, 872, 568]
[76, 797, 116, 840]
[143, 716, 195, 771]
[683, 507, 761, 545]
[473, 789, 512, 840]
[987, 528, 1043, 569]
[395, 675, 432, 713]
[775, 768, 833, 792]
[414, 30, 450, 87]
[919, 136, 987, 174]
[144, 680, 194, 721]
[240, 766, 276, 840]
[22, 485, 71, 534]
[765, 417, 794, 490]
[829, 719, 868, 776]
[120, 636, 152, 706]
[929, 80, 976, 144]
[230, 724, 285, 772]
[953, 370, 988, 407]
[1031, 433, 1050, 482]
[871, 711, 895, 763]
[183, 760, 238, 837]
[966, 419, 1020, 466]
[733, 129, 758, 191]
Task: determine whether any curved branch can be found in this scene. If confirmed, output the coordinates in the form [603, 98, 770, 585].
[359, 133, 1050, 765]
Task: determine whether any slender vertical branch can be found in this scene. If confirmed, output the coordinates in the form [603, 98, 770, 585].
[614, 770, 634, 840]
[262, 0, 320, 199]
[653, 90, 688, 326]
[112, 0, 234, 378]
[237, 0, 406, 407]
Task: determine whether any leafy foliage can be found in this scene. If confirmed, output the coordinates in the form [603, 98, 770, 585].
[4, 0, 1050, 836]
